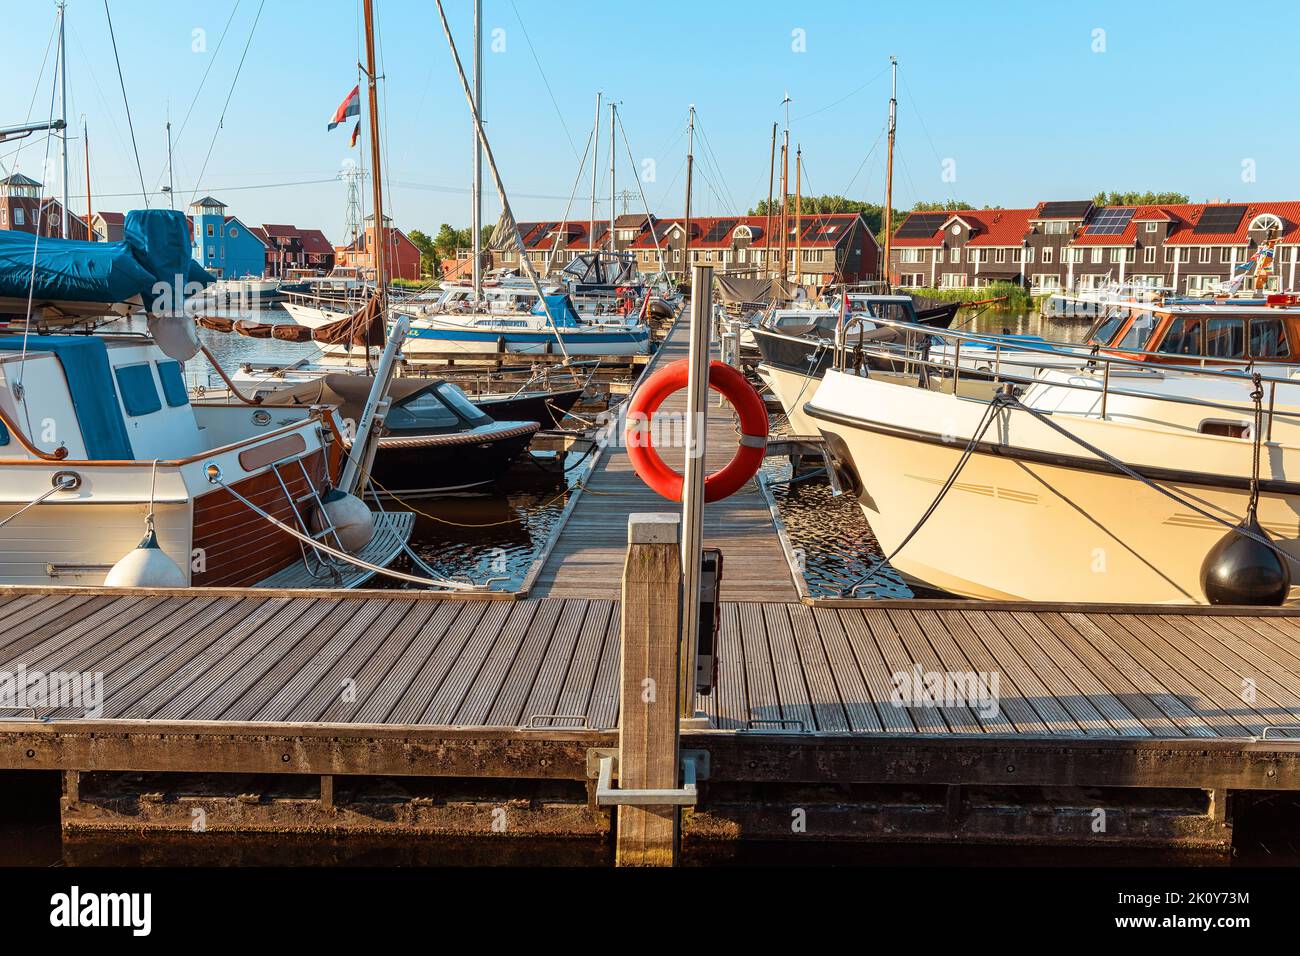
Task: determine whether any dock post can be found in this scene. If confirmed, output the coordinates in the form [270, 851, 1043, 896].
[679, 265, 713, 720]
[617, 512, 683, 866]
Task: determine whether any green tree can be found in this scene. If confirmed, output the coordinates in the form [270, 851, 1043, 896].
[408, 228, 439, 277]
[910, 200, 973, 212]
[1092, 190, 1189, 207]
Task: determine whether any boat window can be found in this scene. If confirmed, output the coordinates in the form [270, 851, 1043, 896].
[1199, 420, 1250, 439]
[1205, 318, 1246, 358]
[155, 360, 190, 407]
[1156, 317, 1203, 355]
[1249, 318, 1289, 358]
[1088, 312, 1128, 346]
[386, 390, 460, 429]
[435, 383, 492, 425]
[113, 363, 162, 417]
[1117, 311, 1156, 351]
[0, 417, 8, 446]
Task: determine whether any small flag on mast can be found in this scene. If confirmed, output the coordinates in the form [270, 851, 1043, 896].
[350, 121, 360, 148]
[328, 85, 361, 130]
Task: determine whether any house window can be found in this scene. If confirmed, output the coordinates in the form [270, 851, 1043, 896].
[901, 248, 922, 263]
[1043, 221, 1069, 235]
[995, 248, 1006, 263]
[1165, 248, 1190, 263]
[229, 227, 239, 238]
[1024, 247, 1034, 263]
[967, 249, 977, 263]
[1144, 247, 1156, 263]
[1199, 248, 1213, 264]
[1091, 248, 1104, 264]
[207, 246, 215, 258]
[802, 249, 817, 262]
[673, 250, 681, 263]
[1145, 222, 1158, 233]
[941, 273, 967, 288]
[206, 224, 214, 237]
[949, 248, 959, 263]
[0, 210, 5, 225]
[13, 208, 24, 226]
[1042, 247, 1053, 264]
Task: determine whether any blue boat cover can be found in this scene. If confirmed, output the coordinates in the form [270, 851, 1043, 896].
[0, 209, 212, 305]
[0, 335, 134, 459]
[530, 294, 582, 328]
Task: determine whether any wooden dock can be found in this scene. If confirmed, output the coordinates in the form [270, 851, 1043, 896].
[526, 316, 799, 602]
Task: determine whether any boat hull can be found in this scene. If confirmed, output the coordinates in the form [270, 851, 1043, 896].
[805, 371, 1300, 604]
[363, 422, 539, 497]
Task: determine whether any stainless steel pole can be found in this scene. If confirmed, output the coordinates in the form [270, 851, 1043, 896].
[58, 1, 70, 237]
[679, 264, 712, 719]
[471, 0, 483, 303]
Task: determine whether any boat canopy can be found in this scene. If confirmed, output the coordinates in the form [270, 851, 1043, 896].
[530, 294, 582, 327]
[0, 209, 212, 306]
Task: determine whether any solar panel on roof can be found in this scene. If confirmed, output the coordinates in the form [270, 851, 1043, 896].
[701, 219, 738, 243]
[1192, 205, 1246, 234]
[1038, 200, 1093, 219]
[803, 221, 842, 241]
[1084, 207, 1135, 236]
[894, 213, 945, 239]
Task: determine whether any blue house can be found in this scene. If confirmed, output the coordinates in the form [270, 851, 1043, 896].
[189, 196, 268, 279]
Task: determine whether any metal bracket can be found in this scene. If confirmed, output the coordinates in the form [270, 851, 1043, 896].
[1260, 724, 1300, 741]
[744, 718, 807, 733]
[587, 749, 709, 807]
[522, 714, 590, 731]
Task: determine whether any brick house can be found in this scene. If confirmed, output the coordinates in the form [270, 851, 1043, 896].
[334, 213, 421, 282]
[0, 173, 91, 240]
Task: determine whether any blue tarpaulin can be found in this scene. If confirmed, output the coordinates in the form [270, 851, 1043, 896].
[529, 294, 582, 327]
[0, 209, 212, 306]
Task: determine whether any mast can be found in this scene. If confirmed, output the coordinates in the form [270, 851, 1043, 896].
[589, 92, 601, 252]
[683, 106, 695, 283]
[362, 0, 387, 312]
[764, 122, 776, 281]
[883, 55, 897, 286]
[794, 145, 802, 293]
[471, 0, 482, 302]
[83, 120, 92, 239]
[778, 136, 788, 284]
[165, 118, 175, 210]
[58, 1, 70, 237]
[608, 102, 616, 255]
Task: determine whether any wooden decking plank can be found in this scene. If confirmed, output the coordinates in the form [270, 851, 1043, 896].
[808, 606, 884, 732]
[1192, 615, 1300, 704]
[278, 600, 414, 723]
[836, 609, 915, 733]
[315, 601, 441, 723]
[930, 609, 1047, 734]
[0, 596, 149, 669]
[0, 595, 122, 664]
[0, 594, 56, 630]
[1220, 614, 1300, 662]
[25, 596, 205, 674]
[1056, 611, 1217, 737]
[910, 609, 1016, 733]
[121, 598, 303, 719]
[585, 602, 622, 730]
[483, 599, 568, 728]
[859, 608, 952, 733]
[984, 611, 1120, 736]
[350, 601, 466, 724]
[430, 601, 537, 725]
[518, 599, 591, 727]
[785, 604, 849, 733]
[386, 601, 493, 725]
[960, 610, 1085, 735]
[551, 599, 614, 727]
[738, 601, 780, 729]
[1032, 612, 1178, 737]
[162, 598, 342, 721]
[761, 604, 818, 732]
[1110, 613, 1265, 736]
[893, 609, 985, 734]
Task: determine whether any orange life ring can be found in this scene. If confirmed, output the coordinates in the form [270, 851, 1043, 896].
[625, 359, 768, 503]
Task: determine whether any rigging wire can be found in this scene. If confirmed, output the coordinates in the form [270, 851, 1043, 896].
[615, 110, 666, 273]
[188, 0, 267, 207]
[102, 0, 149, 207]
[793, 65, 890, 122]
[1, 16, 60, 177]
[508, 0, 578, 158]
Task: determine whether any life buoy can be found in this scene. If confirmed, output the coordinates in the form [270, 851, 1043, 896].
[626, 359, 768, 503]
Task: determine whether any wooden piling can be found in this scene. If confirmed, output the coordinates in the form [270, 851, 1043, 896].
[616, 513, 683, 866]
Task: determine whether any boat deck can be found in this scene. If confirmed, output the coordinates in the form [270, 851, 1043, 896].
[6, 590, 1300, 739]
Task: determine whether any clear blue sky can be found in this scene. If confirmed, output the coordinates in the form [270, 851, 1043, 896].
[3, 0, 1297, 243]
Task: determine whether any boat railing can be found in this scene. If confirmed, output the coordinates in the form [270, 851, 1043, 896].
[831, 313, 1300, 432]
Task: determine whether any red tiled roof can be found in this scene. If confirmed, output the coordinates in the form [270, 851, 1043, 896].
[627, 213, 865, 250]
[892, 208, 1036, 248]
[93, 211, 124, 225]
[295, 229, 334, 255]
[1164, 202, 1300, 246]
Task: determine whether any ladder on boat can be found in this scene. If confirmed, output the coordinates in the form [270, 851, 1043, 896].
[267, 456, 348, 585]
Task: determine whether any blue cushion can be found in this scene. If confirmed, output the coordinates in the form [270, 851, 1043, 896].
[155, 360, 189, 407]
[114, 363, 162, 417]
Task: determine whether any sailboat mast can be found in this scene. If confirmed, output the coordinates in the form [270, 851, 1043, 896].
[683, 106, 695, 283]
[589, 93, 601, 252]
[84, 121, 92, 239]
[165, 119, 175, 210]
[883, 55, 897, 286]
[608, 102, 616, 255]
[471, 0, 483, 302]
[362, 0, 387, 311]
[765, 123, 776, 281]
[794, 145, 802, 293]
[58, 1, 70, 237]
[779, 133, 788, 284]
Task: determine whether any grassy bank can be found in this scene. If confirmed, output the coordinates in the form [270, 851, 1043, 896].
[907, 282, 1039, 311]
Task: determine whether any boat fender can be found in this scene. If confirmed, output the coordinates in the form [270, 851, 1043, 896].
[626, 358, 768, 503]
[1199, 512, 1291, 606]
[314, 488, 375, 552]
[104, 525, 188, 588]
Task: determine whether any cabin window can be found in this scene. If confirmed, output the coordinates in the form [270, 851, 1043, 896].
[1117, 312, 1156, 351]
[1199, 420, 1251, 439]
[114, 363, 163, 417]
[155, 360, 190, 407]
[1204, 318, 1246, 358]
[0, 417, 9, 445]
[1088, 313, 1128, 346]
[386, 390, 460, 430]
[1157, 318, 1203, 355]
[1249, 318, 1289, 358]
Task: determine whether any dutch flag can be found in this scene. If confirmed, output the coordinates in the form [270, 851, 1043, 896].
[328, 85, 361, 131]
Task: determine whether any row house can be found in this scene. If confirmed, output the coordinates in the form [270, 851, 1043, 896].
[90, 210, 125, 243]
[0, 173, 91, 240]
[334, 213, 421, 282]
[258, 223, 336, 277]
[487, 214, 652, 277]
[188, 197, 268, 279]
[890, 199, 1300, 294]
